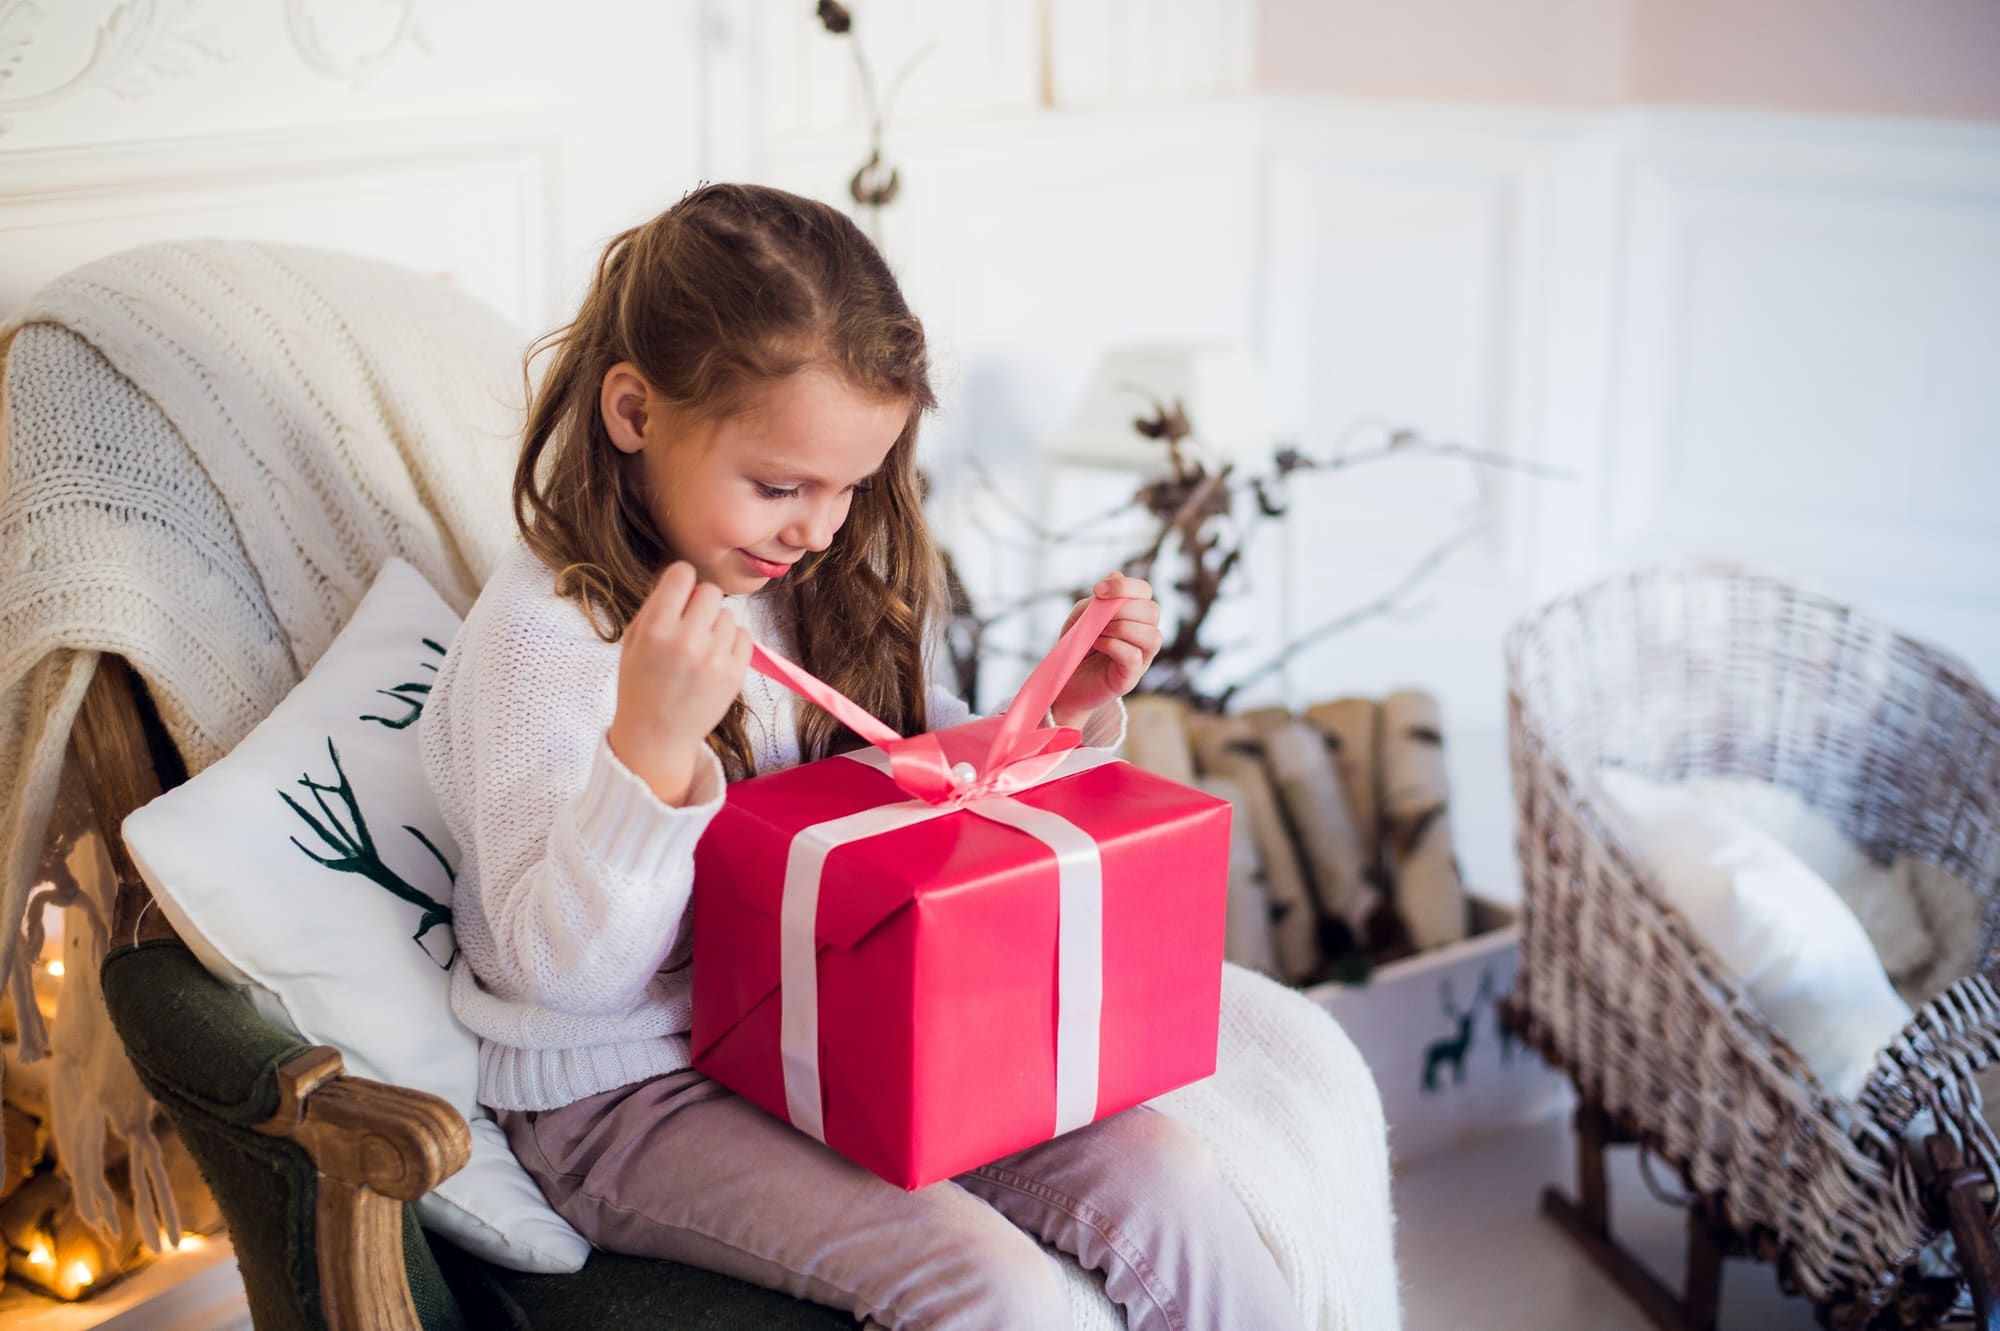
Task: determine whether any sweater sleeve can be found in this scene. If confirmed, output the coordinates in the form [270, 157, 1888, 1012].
[422, 567, 723, 1023]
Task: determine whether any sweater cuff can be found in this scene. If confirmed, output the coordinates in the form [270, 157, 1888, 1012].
[1079, 696, 1128, 752]
[573, 736, 725, 881]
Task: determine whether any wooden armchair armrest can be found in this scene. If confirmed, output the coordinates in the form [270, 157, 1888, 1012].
[255, 1046, 472, 1330]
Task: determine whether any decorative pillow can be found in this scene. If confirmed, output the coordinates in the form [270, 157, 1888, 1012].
[1595, 767, 1912, 1100]
[123, 559, 588, 1274]
[1680, 775, 1937, 983]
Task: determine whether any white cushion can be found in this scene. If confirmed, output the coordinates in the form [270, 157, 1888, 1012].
[1681, 775, 1937, 983]
[123, 558, 587, 1273]
[1595, 768, 1912, 1100]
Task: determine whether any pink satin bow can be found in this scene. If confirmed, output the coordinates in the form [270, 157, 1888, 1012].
[749, 596, 1127, 808]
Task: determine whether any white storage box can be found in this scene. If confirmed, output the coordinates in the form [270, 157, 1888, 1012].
[1308, 898, 1568, 1164]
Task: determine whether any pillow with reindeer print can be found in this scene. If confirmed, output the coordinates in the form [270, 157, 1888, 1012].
[122, 558, 588, 1274]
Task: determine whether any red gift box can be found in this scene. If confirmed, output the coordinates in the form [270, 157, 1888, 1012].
[690, 600, 1230, 1189]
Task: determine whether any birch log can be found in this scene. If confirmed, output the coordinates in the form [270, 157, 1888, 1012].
[1194, 775, 1279, 977]
[1187, 714, 1323, 983]
[1379, 690, 1468, 948]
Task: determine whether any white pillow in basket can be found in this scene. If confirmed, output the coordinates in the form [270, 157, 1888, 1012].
[1595, 767, 1912, 1100]
[123, 558, 588, 1274]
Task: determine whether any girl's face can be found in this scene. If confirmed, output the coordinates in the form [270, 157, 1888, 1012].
[603, 365, 909, 596]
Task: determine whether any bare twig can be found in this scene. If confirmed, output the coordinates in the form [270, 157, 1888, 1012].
[1281, 431, 1574, 483]
[878, 37, 941, 130]
[942, 408, 1567, 711]
[1211, 521, 1490, 710]
[818, 4, 937, 237]
[964, 456, 1148, 549]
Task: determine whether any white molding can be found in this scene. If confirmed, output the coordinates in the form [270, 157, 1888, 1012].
[0, 108, 553, 201]
[0, 0, 232, 131]
[282, 0, 427, 88]
[0, 111, 560, 327]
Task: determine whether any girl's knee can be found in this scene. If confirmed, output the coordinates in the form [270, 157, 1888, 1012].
[1122, 1111, 1227, 1201]
[945, 1237, 1069, 1330]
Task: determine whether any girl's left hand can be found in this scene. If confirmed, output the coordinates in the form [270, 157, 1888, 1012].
[1050, 572, 1163, 729]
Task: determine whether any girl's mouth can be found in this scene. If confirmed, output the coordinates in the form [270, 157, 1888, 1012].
[742, 552, 793, 579]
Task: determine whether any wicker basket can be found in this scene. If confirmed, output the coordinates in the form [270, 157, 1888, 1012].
[1506, 563, 2000, 1327]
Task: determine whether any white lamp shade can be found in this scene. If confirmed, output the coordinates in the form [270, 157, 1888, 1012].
[1049, 343, 1272, 471]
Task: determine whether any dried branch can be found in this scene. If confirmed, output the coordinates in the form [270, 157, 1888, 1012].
[939, 404, 1568, 712]
[1276, 428, 1574, 483]
[1210, 521, 1491, 710]
[817, 3, 936, 237]
[963, 456, 1147, 550]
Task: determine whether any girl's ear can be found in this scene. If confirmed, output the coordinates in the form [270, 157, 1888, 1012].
[600, 362, 653, 455]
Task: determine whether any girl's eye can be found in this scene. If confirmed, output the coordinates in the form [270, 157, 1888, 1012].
[755, 482, 799, 499]
[851, 481, 874, 495]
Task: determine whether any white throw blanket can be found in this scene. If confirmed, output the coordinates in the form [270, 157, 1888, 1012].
[0, 240, 1397, 1327]
[0, 240, 522, 1257]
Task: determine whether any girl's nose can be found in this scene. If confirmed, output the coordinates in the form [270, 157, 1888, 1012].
[783, 498, 840, 553]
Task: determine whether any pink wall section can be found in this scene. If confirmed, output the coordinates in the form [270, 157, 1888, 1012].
[1258, 0, 2000, 121]
[1626, 0, 2000, 121]
[1256, 0, 1629, 106]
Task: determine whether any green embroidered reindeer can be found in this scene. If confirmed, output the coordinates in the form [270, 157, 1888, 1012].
[281, 738, 456, 969]
[360, 637, 447, 729]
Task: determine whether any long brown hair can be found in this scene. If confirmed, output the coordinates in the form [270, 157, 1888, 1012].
[514, 183, 943, 779]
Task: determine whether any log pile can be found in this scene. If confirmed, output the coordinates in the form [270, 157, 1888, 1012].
[1125, 690, 1474, 986]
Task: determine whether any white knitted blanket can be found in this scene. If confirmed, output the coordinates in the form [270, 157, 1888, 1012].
[0, 241, 1398, 1328]
[0, 240, 522, 1254]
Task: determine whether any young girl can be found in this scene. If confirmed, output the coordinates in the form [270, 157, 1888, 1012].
[421, 183, 1302, 1330]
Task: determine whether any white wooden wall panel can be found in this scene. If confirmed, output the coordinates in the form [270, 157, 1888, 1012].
[0, 117, 554, 330]
[1254, 113, 1572, 898]
[1605, 114, 2000, 682]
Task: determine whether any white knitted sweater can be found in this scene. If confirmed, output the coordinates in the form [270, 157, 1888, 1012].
[421, 540, 1129, 1113]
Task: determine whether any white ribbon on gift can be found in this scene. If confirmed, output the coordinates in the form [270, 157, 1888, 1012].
[778, 745, 1122, 1147]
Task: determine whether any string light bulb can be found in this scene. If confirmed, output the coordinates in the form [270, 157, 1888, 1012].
[67, 1259, 94, 1291]
[176, 1233, 206, 1252]
[27, 1238, 53, 1267]
[45, 959, 64, 978]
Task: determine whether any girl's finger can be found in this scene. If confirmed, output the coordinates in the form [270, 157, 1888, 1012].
[1098, 621, 1163, 651]
[1096, 638, 1144, 672]
[1093, 572, 1153, 602]
[1109, 599, 1161, 625]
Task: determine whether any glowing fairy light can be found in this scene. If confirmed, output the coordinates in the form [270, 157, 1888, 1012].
[44, 959, 63, 978]
[67, 1258, 94, 1290]
[27, 1238, 53, 1266]
[177, 1233, 206, 1252]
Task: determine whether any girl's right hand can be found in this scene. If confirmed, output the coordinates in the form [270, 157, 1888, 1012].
[607, 562, 754, 806]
